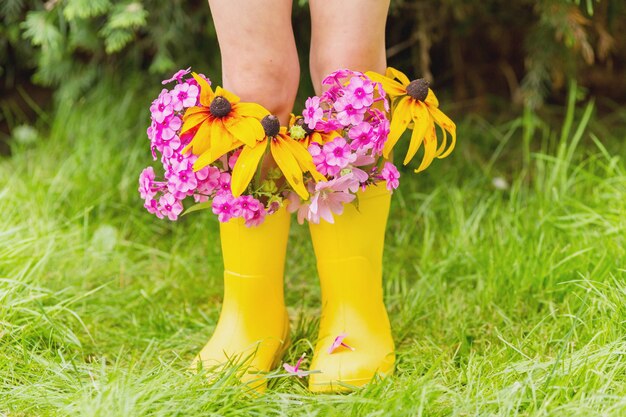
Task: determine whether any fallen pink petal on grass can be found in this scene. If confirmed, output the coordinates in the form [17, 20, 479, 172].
[328, 333, 356, 354]
[283, 353, 308, 378]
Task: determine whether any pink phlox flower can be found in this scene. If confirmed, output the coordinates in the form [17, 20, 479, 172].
[228, 149, 241, 170]
[328, 333, 355, 354]
[167, 150, 191, 169]
[150, 89, 174, 124]
[381, 162, 400, 191]
[351, 167, 370, 185]
[316, 172, 360, 194]
[236, 195, 266, 227]
[321, 85, 341, 103]
[193, 164, 210, 181]
[266, 200, 281, 215]
[322, 137, 357, 169]
[170, 82, 199, 111]
[161, 67, 191, 85]
[370, 114, 390, 156]
[169, 156, 191, 173]
[286, 190, 311, 225]
[348, 122, 375, 151]
[197, 166, 221, 190]
[308, 190, 354, 224]
[303, 96, 324, 129]
[315, 117, 343, 133]
[158, 193, 183, 221]
[139, 167, 156, 200]
[283, 353, 308, 378]
[334, 96, 366, 126]
[352, 150, 376, 168]
[147, 120, 158, 142]
[373, 81, 390, 111]
[211, 193, 241, 223]
[161, 135, 181, 159]
[216, 172, 232, 195]
[309, 143, 332, 177]
[308, 175, 358, 224]
[244, 208, 266, 227]
[322, 69, 363, 87]
[346, 77, 374, 109]
[168, 164, 198, 195]
[194, 167, 221, 200]
[144, 198, 164, 219]
[151, 142, 162, 161]
[159, 115, 182, 141]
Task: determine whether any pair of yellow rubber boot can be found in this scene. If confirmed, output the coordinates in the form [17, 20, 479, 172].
[191, 184, 394, 392]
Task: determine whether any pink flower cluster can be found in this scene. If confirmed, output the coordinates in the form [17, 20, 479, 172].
[290, 70, 400, 224]
[138, 68, 273, 226]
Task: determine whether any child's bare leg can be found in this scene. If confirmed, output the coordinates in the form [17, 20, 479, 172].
[307, 0, 394, 393]
[209, 0, 300, 124]
[192, 0, 298, 392]
[309, 0, 389, 94]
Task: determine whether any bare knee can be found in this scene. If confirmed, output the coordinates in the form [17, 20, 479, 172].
[222, 55, 300, 124]
[310, 45, 386, 94]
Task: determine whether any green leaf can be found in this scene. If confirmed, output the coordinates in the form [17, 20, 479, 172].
[63, 0, 111, 20]
[148, 50, 175, 74]
[105, 2, 148, 30]
[103, 28, 133, 54]
[182, 201, 213, 217]
[21, 11, 62, 49]
[69, 19, 101, 52]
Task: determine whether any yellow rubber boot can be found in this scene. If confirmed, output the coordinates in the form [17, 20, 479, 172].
[191, 207, 291, 392]
[307, 183, 395, 392]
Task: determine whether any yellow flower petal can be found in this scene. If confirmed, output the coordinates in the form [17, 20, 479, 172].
[209, 121, 240, 159]
[365, 71, 407, 98]
[415, 119, 437, 173]
[383, 96, 412, 158]
[403, 102, 430, 165]
[181, 110, 208, 134]
[225, 115, 264, 147]
[192, 122, 239, 171]
[429, 106, 456, 158]
[192, 73, 214, 106]
[230, 139, 268, 197]
[386, 67, 410, 87]
[182, 119, 212, 155]
[425, 89, 439, 108]
[184, 106, 209, 116]
[270, 139, 308, 199]
[236, 102, 270, 120]
[435, 124, 448, 157]
[214, 86, 240, 105]
[280, 134, 326, 182]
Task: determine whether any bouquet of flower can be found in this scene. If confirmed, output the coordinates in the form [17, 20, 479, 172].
[138, 67, 456, 226]
[138, 68, 324, 226]
[285, 69, 396, 224]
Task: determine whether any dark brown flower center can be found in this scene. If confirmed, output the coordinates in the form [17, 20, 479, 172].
[406, 78, 430, 102]
[296, 117, 314, 135]
[261, 115, 280, 137]
[209, 96, 231, 118]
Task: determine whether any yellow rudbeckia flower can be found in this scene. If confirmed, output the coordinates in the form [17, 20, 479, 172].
[365, 67, 457, 172]
[180, 73, 269, 171]
[231, 115, 326, 199]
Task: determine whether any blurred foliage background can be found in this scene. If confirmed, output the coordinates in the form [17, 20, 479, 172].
[1, 0, 625, 154]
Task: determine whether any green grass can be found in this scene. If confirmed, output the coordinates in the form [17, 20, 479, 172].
[1, 79, 626, 416]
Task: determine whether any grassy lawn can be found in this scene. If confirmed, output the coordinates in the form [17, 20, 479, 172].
[1, 80, 625, 416]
